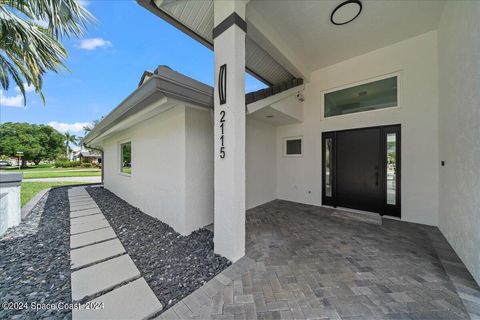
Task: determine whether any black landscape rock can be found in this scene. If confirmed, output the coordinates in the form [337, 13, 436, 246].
[86, 187, 230, 312]
[0, 188, 71, 319]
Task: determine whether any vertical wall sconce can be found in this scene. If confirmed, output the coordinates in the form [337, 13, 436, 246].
[219, 64, 227, 105]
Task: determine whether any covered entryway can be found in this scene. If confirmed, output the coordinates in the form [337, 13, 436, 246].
[322, 125, 401, 217]
[138, 0, 480, 286]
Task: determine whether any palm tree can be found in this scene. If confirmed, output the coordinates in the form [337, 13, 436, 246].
[0, 0, 94, 104]
[83, 118, 102, 134]
[64, 132, 77, 158]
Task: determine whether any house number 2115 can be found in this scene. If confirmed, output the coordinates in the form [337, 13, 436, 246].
[220, 110, 226, 159]
[219, 110, 226, 158]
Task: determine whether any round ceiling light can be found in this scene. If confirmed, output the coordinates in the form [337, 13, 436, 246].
[331, 0, 362, 25]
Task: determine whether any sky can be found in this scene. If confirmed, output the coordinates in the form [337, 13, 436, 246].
[0, 0, 266, 135]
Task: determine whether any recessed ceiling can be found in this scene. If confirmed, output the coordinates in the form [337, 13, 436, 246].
[250, 0, 445, 72]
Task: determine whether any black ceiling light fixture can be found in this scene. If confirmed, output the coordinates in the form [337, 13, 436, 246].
[331, 0, 363, 25]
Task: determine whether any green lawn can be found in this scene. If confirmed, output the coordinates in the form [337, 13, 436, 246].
[121, 167, 132, 174]
[2, 164, 55, 170]
[21, 181, 85, 207]
[1, 166, 101, 179]
[23, 170, 101, 179]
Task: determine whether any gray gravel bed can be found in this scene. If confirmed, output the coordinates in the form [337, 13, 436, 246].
[86, 187, 231, 311]
[0, 188, 71, 320]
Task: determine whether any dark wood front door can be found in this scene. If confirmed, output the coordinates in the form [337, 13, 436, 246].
[337, 127, 382, 213]
[322, 125, 401, 217]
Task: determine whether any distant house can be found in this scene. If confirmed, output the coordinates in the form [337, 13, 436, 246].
[72, 150, 102, 165]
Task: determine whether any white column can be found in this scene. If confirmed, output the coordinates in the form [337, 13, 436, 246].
[213, 0, 247, 262]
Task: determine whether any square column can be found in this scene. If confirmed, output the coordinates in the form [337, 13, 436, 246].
[213, 0, 247, 262]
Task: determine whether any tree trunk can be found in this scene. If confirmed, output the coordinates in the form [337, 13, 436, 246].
[21, 158, 27, 168]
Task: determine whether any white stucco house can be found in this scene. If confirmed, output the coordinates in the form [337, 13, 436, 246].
[83, 0, 480, 285]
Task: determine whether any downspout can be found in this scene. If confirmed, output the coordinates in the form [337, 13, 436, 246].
[83, 144, 104, 185]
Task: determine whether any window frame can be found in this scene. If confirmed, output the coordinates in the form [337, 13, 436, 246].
[283, 136, 303, 157]
[321, 71, 402, 120]
[119, 140, 132, 176]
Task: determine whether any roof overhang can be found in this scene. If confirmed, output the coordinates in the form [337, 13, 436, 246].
[82, 67, 213, 146]
[138, 0, 444, 81]
[136, 0, 308, 86]
[247, 85, 305, 126]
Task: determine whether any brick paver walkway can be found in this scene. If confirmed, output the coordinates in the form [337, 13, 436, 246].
[158, 200, 480, 320]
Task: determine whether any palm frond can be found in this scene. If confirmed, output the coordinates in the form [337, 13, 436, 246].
[1, 0, 95, 38]
[0, 54, 25, 100]
[0, 0, 94, 105]
[0, 6, 69, 103]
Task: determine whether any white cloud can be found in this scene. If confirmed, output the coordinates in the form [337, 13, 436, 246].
[78, 38, 112, 50]
[33, 19, 49, 28]
[48, 121, 91, 133]
[15, 83, 36, 93]
[0, 91, 24, 108]
[77, 0, 89, 7]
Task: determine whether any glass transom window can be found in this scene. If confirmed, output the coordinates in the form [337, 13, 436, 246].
[324, 76, 398, 118]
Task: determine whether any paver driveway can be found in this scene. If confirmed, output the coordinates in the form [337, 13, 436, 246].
[159, 200, 480, 320]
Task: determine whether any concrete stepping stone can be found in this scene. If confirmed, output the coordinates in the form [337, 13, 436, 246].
[71, 255, 141, 302]
[71, 239, 126, 269]
[70, 227, 116, 249]
[70, 198, 95, 205]
[69, 186, 86, 190]
[69, 190, 90, 194]
[72, 278, 162, 320]
[70, 208, 102, 219]
[70, 203, 97, 211]
[70, 214, 105, 226]
[68, 188, 88, 196]
[71, 203, 99, 212]
[69, 193, 90, 198]
[69, 192, 90, 197]
[69, 194, 90, 199]
[69, 195, 91, 200]
[70, 203, 96, 210]
[69, 198, 93, 204]
[71, 219, 110, 235]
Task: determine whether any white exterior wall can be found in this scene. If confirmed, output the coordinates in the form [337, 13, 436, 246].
[185, 107, 214, 233]
[101, 103, 276, 235]
[102, 104, 213, 235]
[437, 1, 480, 284]
[276, 31, 440, 226]
[246, 118, 277, 210]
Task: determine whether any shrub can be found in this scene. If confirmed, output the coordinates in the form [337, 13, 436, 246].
[56, 155, 68, 162]
[54, 160, 81, 168]
[81, 162, 92, 168]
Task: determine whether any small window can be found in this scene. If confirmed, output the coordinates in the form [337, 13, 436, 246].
[324, 76, 398, 118]
[120, 142, 131, 175]
[284, 137, 302, 156]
